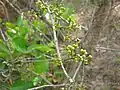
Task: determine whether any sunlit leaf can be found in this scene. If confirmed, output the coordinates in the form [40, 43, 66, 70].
[33, 20, 48, 34]
[6, 22, 16, 29]
[12, 36, 28, 53]
[17, 17, 30, 32]
[7, 29, 17, 38]
[62, 6, 75, 19]
[33, 77, 41, 86]
[19, 26, 28, 36]
[0, 43, 9, 53]
[17, 16, 23, 27]
[34, 57, 49, 74]
[27, 44, 54, 53]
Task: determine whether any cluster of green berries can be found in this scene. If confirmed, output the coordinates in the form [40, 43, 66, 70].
[54, 59, 61, 66]
[36, 1, 48, 11]
[80, 49, 92, 65]
[52, 6, 66, 17]
[65, 39, 92, 65]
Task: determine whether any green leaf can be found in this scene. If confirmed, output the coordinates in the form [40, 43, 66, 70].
[19, 26, 28, 36]
[12, 36, 28, 53]
[7, 29, 17, 38]
[17, 16, 30, 31]
[0, 52, 8, 58]
[33, 77, 41, 86]
[48, 41, 55, 48]
[34, 57, 49, 74]
[10, 80, 33, 90]
[12, 50, 22, 59]
[0, 43, 9, 53]
[62, 6, 75, 19]
[0, 40, 9, 58]
[27, 44, 54, 53]
[0, 62, 5, 71]
[35, 45, 52, 52]
[6, 22, 16, 29]
[6, 26, 20, 38]
[33, 20, 48, 34]
[23, 19, 29, 28]
[17, 16, 23, 27]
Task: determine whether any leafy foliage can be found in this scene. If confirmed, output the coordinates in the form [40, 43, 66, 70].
[0, 0, 91, 90]
[10, 80, 33, 90]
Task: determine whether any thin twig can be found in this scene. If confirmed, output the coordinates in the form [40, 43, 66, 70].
[5, 0, 21, 14]
[28, 83, 70, 90]
[80, 64, 85, 87]
[72, 61, 83, 81]
[96, 46, 120, 52]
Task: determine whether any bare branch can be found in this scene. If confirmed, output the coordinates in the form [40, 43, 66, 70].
[80, 64, 85, 87]
[5, 0, 21, 14]
[27, 83, 70, 90]
[72, 61, 83, 81]
[96, 46, 120, 52]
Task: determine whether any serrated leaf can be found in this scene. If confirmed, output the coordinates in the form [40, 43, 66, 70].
[12, 36, 28, 53]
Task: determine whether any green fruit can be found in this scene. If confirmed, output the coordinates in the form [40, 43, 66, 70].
[80, 49, 87, 55]
[82, 55, 86, 59]
[84, 60, 88, 65]
[79, 56, 83, 61]
[67, 50, 71, 53]
[88, 55, 92, 60]
[67, 45, 75, 50]
[74, 58, 78, 62]
[76, 54, 80, 57]
[73, 44, 78, 48]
